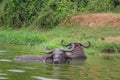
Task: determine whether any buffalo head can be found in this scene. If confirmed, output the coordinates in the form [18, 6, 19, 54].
[44, 43, 75, 64]
[61, 40, 91, 58]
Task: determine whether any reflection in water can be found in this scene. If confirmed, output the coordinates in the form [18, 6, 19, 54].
[51, 66, 62, 79]
[0, 50, 6, 53]
[0, 53, 4, 55]
[0, 77, 8, 79]
[23, 67, 36, 70]
[35, 59, 87, 80]
[53, 62, 85, 79]
[8, 69, 25, 73]
[72, 58, 86, 65]
[0, 59, 12, 62]
[32, 76, 59, 80]
[0, 73, 8, 80]
[0, 73, 7, 76]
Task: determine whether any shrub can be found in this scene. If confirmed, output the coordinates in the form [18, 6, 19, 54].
[0, 0, 120, 28]
[96, 42, 120, 53]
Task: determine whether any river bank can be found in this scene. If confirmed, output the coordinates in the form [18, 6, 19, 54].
[0, 25, 120, 58]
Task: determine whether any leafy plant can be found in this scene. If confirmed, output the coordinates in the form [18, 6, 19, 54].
[0, 0, 120, 28]
[95, 42, 120, 53]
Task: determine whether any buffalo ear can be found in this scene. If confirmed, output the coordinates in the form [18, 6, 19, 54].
[44, 54, 53, 63]
[65, 56, 72, 63]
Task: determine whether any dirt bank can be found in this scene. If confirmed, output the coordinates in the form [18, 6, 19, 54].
[105, 36, 120, 43]
[69, 13, 120, 27]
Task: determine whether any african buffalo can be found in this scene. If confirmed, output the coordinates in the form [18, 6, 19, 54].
[44, 43, 75, 64]
[14, 43, 75, 64]
[61, 40, 91, 58]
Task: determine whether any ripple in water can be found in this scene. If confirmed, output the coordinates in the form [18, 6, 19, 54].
[0, 50, 6, 53]
[0, 59, 12, 62]
[32, 76, 59, 80]
[0, 73, 7, 76]
[0, 77, 8, 79]
[23, 67, 36, 70]
[8, 69, 25, 73]
[0, 53, 3, 55]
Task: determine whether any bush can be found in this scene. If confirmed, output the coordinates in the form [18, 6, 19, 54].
[96, 42, 120, 53]
[0, 0, 120, 28]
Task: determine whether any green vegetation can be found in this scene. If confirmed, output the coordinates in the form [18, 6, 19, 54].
[0, 26, 120, 59]
[0, 1, 120, 80]
[0, 28, 46, 45]
[0, 0, 120, 28]
[0, 0, 120, 58]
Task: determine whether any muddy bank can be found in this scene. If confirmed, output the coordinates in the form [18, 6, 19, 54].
[69, 13, 120, 27]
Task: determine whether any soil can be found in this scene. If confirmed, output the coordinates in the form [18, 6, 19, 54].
[69, 13, 120, 27]
[105, 36, 120, 43]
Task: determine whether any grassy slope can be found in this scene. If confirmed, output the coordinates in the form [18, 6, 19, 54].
[46, 25, 120, 55]
[0, 25, 120, 58]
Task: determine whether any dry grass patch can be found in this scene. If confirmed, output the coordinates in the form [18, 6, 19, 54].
[105, 36, 120, 43]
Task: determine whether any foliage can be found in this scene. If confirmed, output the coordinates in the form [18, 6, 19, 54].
[0, 26, 120, 55]
[101, 43, 120, 53]
[0, 28, 46, 45]
[0, 0, 120, 28]
[94, 42, 120, 53]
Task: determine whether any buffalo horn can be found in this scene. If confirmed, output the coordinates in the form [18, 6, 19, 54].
[44, 46, 54, 54]
[61, 43, 75, 52]
[79, 41, 91, 48]
[61, 40, 70, 46]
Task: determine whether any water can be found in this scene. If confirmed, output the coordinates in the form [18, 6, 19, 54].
[0, 43, 120, 80]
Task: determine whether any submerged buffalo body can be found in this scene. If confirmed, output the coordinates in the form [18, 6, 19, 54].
[14, 43, 75, 64]
[61, 40, 91, 59]
[14, 54, 58, 63]
[14, 55, 48, 62]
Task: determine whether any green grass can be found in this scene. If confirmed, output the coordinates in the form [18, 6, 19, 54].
[0, 28, 46, 45]
[0, 25, 120, 58]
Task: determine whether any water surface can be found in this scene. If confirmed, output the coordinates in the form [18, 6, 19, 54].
[0, 43, 120, 80]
